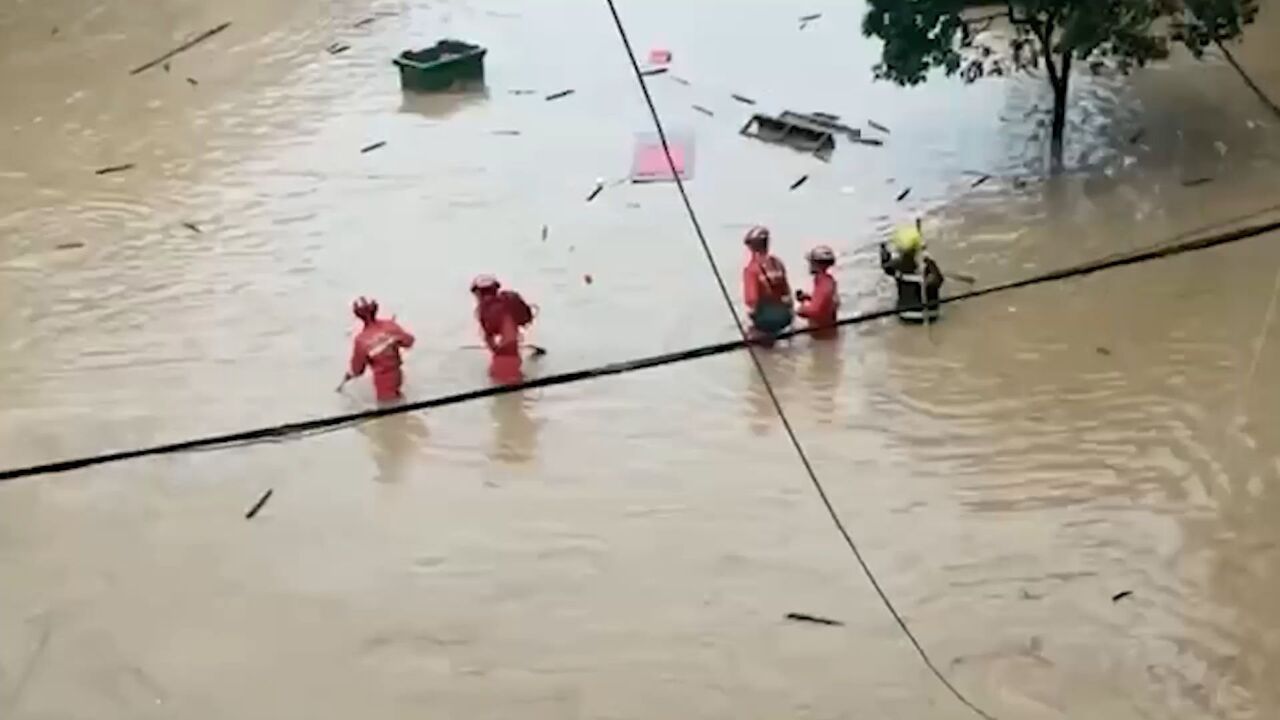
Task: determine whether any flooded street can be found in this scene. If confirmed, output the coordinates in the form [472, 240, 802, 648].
[3, 0, 1280, 717]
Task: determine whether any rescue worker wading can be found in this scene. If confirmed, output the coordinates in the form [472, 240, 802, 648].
[880, 225, 944, 324]
[741, 225, 793, 343]
[342, 296, 416, 403]
[796, 244, 839, 339]
[471, 275, 537, 384]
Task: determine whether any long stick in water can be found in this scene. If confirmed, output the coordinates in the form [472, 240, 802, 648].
[130, 22, 232, 75]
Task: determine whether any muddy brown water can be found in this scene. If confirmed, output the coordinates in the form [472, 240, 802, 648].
[3, 0, 1280, 718]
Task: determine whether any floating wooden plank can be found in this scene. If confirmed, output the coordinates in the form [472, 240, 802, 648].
[545, 89, 575, 101]
[130, 21, 231, 76]
[95, 163, 135, 176]
[360, 141, 386, 153]
[740, 113, 836, 161]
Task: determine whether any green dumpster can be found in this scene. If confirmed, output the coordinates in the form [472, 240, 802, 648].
[393, 40, 487, 92]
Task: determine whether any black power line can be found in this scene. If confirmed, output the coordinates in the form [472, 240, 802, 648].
[600, 1, 999, 717]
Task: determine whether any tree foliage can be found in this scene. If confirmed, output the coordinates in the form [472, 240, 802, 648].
[862, 0, 1260, 163]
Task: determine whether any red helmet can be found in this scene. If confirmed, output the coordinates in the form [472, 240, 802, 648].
[806, 244, 836, 264]
[470, 274, 500, 294]
[352, 296, 378, 322]
[743, 225, 770, 248]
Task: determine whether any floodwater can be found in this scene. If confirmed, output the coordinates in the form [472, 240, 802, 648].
[2, 0, 1280, 717]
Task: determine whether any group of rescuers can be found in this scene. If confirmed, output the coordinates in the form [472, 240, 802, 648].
[342, 223, 943, 404]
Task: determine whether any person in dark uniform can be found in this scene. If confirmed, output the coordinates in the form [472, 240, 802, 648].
[880, 225, 944, 324]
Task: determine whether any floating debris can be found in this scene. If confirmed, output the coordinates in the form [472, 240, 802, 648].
[1111, 590, 1133, 602]
[640, 67, 669, 77]
[740, 113, 836, 161]
[545, 88, 575, 102]
[867, 119, 891, 134]
[692, 104, 714, 117]
[353, 17, 376, 28]
[670, 75, 691, 86]
[508, 89, 537, 95]
[1128, 129, 1145, 144]
[181, 222, 202, 234]
[360, 141, 387, 154]
[970, 174, 992, 188]
[245, 489, 274, 520]
[648, 48, 672, 65]
[540, 224, 548, 242]
[55, 241, 85, 250]
[780, 110, 861, 142]
[327, 42, 351, 55]
[185, 77, 199, 86]
[51, 26, 59, 36]
[731, 93, 757, 105]
[130, 21, 232, 75]
[162, 61, 171, 73]
[1096, 346, 1112, 356]
[95, 163, 135, 176]
[896, 187, 912, 201]
[789, 174, 809, 191]
[491, 129, 522, 136]
[583, 273, 594, 285]
[1182, 176, 1214, 187]
[799, 12, 823, 22]
[785, 612, 844, 627]
[586, 183, 604, 202]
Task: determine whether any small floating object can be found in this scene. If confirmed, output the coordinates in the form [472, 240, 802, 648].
[508, 89, 536, 95]
[799, 12, 823, 22]
[731, 93, 757, 105]
[55, 241, 85, 250]
[692, 104, 714, 117]
[586, 183, 604, 202]
[185, 77, 199, 86]
[544, 88, 575, 101]
[1128, 129, 1145, 144]
[245, 489, 274, 520]
[896, 187, 911, 201]
[970, 174, 991, 188]
[393, 39, 487, 92]
[1111, 590, 1132, 602]
[640, 67, 669, 77]
[867, 119, 891, 134]
[740, 113, 836, 161]
[95, 163, 135, 176]
[354, 17, 376, 28]
[1182, 176, 1214, 187]
[327, 42, 351, 55]
[1096, 346, 1112, 356]
[491, 129, 522, 136]
[540, 224, 548, 242]
[789, 174, 809, 191]
[785, 612, 843, 627]
[360, 141, 386, 153]
[670, 75, 691, 86]
[630, 132, 694, 182]
[583, 273, 593, 285]
[648, 48, 672, 65]
[181, 221, 202, 234]
[162, 61, 171, 73]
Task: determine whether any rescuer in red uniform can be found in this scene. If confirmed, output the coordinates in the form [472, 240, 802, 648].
[341, 297, 415, 403]
[796, 244, 839, 339]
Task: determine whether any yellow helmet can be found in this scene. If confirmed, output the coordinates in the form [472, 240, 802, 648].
[892, 225, 923, 253]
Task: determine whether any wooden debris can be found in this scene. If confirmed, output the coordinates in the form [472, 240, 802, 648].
[55, 242, 85, 250]
[185, 77, 199, 86]
[95, 163, 135, 176]
[130, 21, 231, 75]
[491, 130, 522, 136]
[799, 12, 823, 22]
[670, 75, 691, 86]
[789, 174, 809, 191]
[327, 42, 351, 55]
[692, 104, 714, 117]
[731, 93, 757, 105]
[640, 67, 669, 77]
[586, 184, 604, 202]
[970, 174, 992, 188]
[1111, 590, 1132, 602]
[545, 89, 575, 102]
[1182, 176, 1214, 187]
[1096, 346, 1112, 356]
[540, 224, 548, 242]
[583, 273, 593, 285]
[245, 489, 274, 520]
[508, 89, 537, 95]
[162, 62, 171, 73]
[867, 119, 891, 134]
[181, 222, 202, 234]
[896, 187, 911, 201]
[785, 612, 844, 627]
[360, 141, 386, 154]
[353, 17, 376, 28]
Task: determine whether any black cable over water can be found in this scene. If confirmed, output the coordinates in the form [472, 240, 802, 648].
[2, 213, 1280, 486]
[600, 2, 997, 718]
[1216, 39, 1280, 121]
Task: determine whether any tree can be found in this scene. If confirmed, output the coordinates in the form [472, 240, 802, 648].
[862, 0, 1260, 167]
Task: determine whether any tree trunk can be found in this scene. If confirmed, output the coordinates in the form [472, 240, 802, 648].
[1049, 52, 1071, 170]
